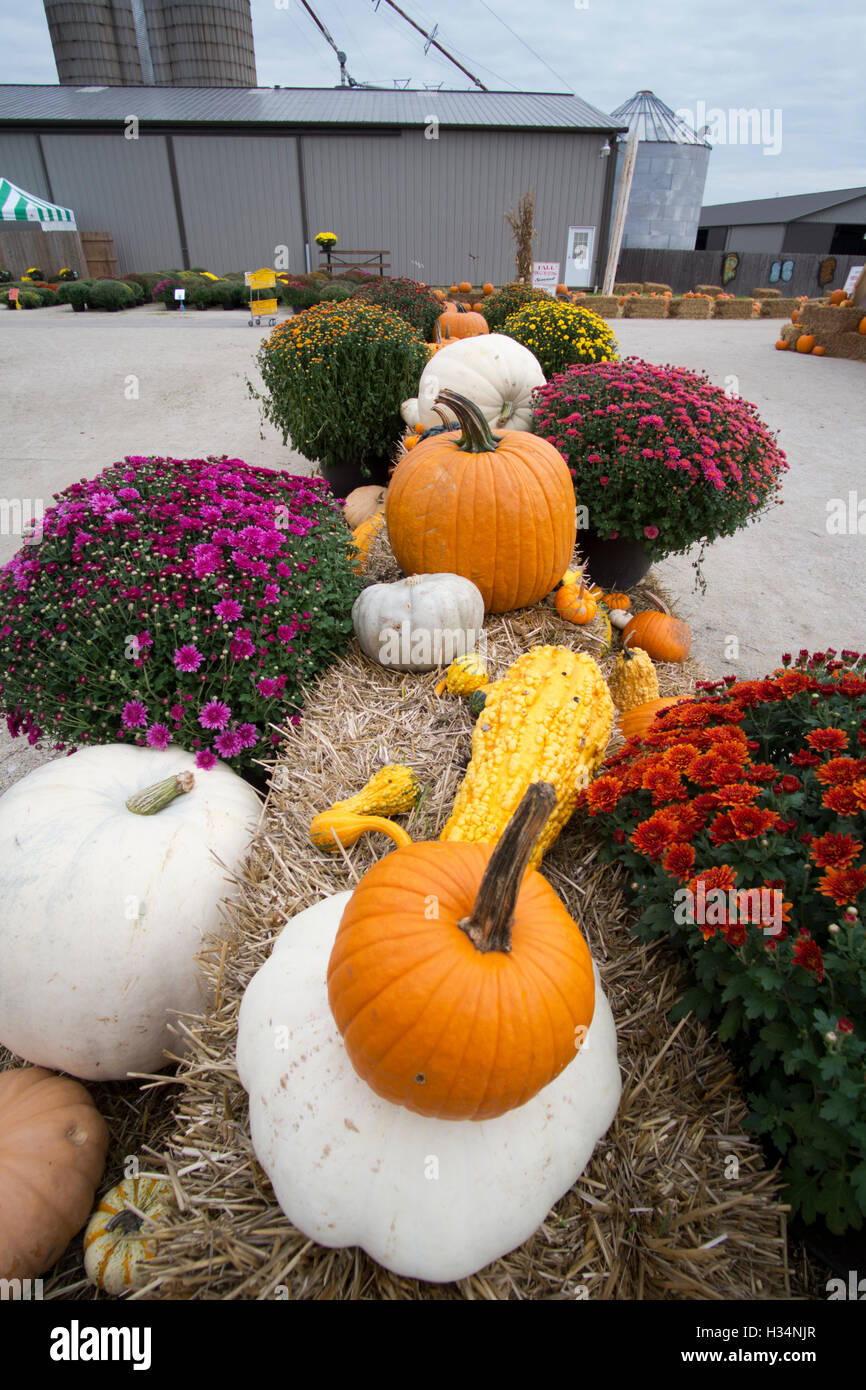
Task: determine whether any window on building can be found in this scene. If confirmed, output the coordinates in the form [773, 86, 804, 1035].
[829, 224, 866, 255]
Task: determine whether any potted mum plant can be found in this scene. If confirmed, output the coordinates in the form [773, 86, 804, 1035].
[531, 358, 788, 588]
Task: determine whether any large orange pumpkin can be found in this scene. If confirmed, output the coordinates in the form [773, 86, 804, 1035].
[436, 304, 489, 340]
[385, 389, 577, 612]
[796, 334, 815, 353]
[829, 289, 846, 305]
[618, 697, 682, 740]
[327, 783, 595, 1121]
[481, 281, 494, 296]
[622, 611, 692, 662]
[0, 1067, 108, 1278]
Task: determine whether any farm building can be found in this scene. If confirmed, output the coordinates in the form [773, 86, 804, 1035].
[0, 85, 625, 285]
[698, 186, 866, 255]
[608, 90, 711, 251]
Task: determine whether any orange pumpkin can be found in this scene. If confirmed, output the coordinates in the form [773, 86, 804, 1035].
[622, 611, 692, 663]
[618, 697, 682, 741]
[482, 282, 494, 296]
[812, 345, 826, 356]
[386, 389, 576, 613]
[436, 304, 489, 340]
[829, 289, 846, 305]
[0, 1067, 108, 1279]
[859, 317, 866, 335]
[458, 281, 473, 294]
[432, 288, 447, 303]
[327, 783, 595, 1121]
[796, 334, 816, 353]
[603, 592, 631, 611]
[775, 339, 789, 349]
[790, 310, 800, 325]
[555, 582, 597, 625]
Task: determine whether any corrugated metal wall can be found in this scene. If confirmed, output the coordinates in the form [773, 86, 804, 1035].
[0, 126, 611, 281]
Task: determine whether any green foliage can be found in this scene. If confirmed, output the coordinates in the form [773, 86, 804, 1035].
[86, 278, 136, 311]
[502, 299, 619, 376]
[254, 298, 427, 478]
[481, 282, 550, 331]
[58, 281, 91, 310]
[350, 276, 442, 339]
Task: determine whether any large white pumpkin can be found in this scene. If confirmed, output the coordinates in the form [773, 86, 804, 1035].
[401, 334, 546, 432]
[0, 745, 261, 1080]
[352, 572, 484, 672]
[237, 890, 621, 1284]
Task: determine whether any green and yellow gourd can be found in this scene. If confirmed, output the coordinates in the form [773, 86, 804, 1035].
[440, 646, 614, 866]
[607, 646, 659, 713]
[434, 651, 489, 698]
[310, 765, 420, 852]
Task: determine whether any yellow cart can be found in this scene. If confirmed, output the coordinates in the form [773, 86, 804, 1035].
[245, 267, 278, 327]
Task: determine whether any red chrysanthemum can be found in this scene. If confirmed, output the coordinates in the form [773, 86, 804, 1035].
[641, 765, 686, 805]
[777, 671, 812, 697]
[585, 775, 623, 814]
[715, 783, 762, 805]
[806, 727, 849, 752]
[663, 842, 696, 881]
[631, 809, 681, 860]
[791, 936, 824, 982]
[815, 756, 864, 787]
[809, 832, 862, 869]
[822, 786, 859, 816]
[817, 865, 866, 906]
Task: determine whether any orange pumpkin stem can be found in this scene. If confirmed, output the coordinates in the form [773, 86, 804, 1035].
[458, 781, 557, 954]
[435, 388, 504, 454]
[125, 770, 195, 816]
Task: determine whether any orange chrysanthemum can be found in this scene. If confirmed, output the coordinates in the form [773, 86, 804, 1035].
[809, 833, 862, 869]
[806, 727, 849, 752]
[817, 865, 866, 906]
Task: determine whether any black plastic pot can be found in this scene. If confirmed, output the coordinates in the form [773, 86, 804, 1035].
[576, 528, 652, 589]
[319, 453, 391, 500]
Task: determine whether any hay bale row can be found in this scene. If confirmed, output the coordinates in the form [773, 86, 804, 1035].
[778, 323, 801, 346]
[759, 298, 801, 318]
[713, 299, 754, 319]
[623, 296, 668, 318]
[581, 294, 621, 317]
[826, 330, 866, 361]
[642, 281, 672, 295]
[752, 286, 782, 298]
[667, 296, 713, 319]
[613, 282, 643, 295]
[695, 284, 724, 296]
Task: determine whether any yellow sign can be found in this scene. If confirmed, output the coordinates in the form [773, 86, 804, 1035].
[251, 298, 278, 316]
[245, 268, 277, 289]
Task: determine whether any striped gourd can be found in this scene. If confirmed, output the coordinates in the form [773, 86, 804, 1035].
[440, 645, 614, 866]
[83, 1177, 172, 1295]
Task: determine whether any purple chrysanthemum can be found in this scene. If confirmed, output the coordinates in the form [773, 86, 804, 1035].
[174, 644, 204, 673]
[195, 749, 218, 770]
[146, 722, 171, 749]
[214, 728, 243, 758]
[199, 699, 231, 730]
[214, 598, 243, 622]
[122, 700, 148, 728]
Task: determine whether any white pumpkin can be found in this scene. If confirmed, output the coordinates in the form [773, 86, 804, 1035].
[83, 1176, 172, 1295]
[352, 572, 484, 672]
[237, 890, 621, 1284]
[401, 334, 546, 432]
[0, 745, 261, 1080]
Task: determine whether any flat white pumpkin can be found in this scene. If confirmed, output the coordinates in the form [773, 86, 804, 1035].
[237, 890, 621, 1284]
[0, 745, 261, 1080]
[401, 334, 546, 432]
[352, 572, 484, 672]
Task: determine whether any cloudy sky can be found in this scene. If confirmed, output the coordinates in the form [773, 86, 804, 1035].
[2, 0, 864, 204]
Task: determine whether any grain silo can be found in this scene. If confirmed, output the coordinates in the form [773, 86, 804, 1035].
[609, 90, 711, 250]
[43, 0, 257, 87]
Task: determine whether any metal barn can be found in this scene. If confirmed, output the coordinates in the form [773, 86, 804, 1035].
[0, 85, 625, 285]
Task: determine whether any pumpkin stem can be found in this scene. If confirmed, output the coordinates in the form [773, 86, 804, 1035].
[435, 389, 504, 454]
[105, 1207, 143, 1235]
[125, 770, 195, 816]
[458, 782, 557, 954]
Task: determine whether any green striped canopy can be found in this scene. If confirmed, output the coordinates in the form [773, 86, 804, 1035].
[0, 178, 76, 230]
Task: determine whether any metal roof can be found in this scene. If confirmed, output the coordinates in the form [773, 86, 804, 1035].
[0, 84, 623, 132]
[609, 89, 709, 146]
[700, 186, 866, 226]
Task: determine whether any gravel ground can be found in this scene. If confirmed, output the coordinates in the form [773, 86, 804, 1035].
[1, 304, 863, 791]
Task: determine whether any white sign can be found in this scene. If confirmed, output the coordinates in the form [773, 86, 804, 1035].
[532, 261, 560, 294]
[842, 265, 863, 296]
[174, 287, 186, 300]
[564, 226, 596, 288]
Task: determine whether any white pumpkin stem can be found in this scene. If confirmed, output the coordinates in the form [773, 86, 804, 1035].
[458, 782, 556, 954]
[126, 771, 195, 816]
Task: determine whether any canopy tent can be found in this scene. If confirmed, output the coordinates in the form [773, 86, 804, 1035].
[1, 178, 76, 231]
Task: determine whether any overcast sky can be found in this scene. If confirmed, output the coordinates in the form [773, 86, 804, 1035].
[2, 0, 864, 204]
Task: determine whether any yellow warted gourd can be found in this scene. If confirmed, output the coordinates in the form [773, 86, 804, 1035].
[607, 646, 659, 713]
[440, 646, 614, 865]
[310, 765, 420, 852]
[434, 651, 489, 697]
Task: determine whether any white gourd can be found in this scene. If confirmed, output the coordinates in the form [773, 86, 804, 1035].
[352, 572, 484, 672]
[401, 334, 546, 432]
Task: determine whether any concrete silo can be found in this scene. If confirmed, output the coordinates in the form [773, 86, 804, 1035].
[44, 0, 257, 87]
[609, 91, 711, 250]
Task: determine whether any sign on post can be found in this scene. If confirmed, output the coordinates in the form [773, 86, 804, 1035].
[843, 265, 864, 298]
[532, 261, 560, 295]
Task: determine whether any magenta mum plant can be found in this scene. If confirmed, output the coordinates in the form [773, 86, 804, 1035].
[0, 456, 360, 780]
[531, 358, 788, 569]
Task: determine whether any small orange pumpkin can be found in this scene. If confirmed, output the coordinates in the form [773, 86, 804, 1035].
[458, 281, 473, 294]
[327, 783, 596, 1121]
[436, 304, 489, 340]
[555, 582, 597, 625]
[796, 334, 815, 353]
[859, 317, 866, 336]
[482, 282, 494, 296]
[791, 310, 800, 325]
[812, 345, 826, 355]
[622, 611, 691, 662]
[829, 289, 846, 305]
[775, 339, 789, 350]
[618, 697, 682, 741]
[602, 592, 631, 611]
